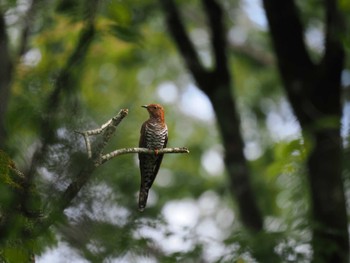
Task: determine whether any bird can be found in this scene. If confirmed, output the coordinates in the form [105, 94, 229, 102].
[138, 104, 168, 211]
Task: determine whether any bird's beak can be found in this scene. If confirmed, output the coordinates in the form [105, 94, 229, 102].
[141, 105, 148, 108]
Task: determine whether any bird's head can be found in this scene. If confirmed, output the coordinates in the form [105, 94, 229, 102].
[142, 104, 165, 121]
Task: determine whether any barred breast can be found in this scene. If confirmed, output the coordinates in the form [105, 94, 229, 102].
[144, 122, 168, 150]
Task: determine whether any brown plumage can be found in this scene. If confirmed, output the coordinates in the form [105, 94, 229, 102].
[138, 104, 168, 211]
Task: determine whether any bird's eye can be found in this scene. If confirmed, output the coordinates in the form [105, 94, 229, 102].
[153, 106, 157, 109]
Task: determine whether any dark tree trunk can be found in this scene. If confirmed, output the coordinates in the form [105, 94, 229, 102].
[262, 0, 349, 261]
[0, 12, 13, 149]
[160, 0, 263, 231]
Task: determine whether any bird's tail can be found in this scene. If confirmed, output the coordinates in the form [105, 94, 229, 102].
[138, 188, 149, 212]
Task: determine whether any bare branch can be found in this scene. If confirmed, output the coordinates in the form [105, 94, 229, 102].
[262, 0, 314, 80]
[324, 0, 344, 53]
[322, 0, 345, 77]
[78, 119, 113, 136]
[76, 109, 128, 158]
[100, 147, 189, 165]
[202, 0, 228, 77]
[75, 130, 92, 158]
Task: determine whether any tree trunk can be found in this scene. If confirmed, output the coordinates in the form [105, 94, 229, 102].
[160, 0, 263, 231]
[0, 12, 13, 149]
[262, 0, 349, 261]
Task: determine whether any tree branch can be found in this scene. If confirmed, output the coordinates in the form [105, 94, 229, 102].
[323, 0, 345, 68]
[202, 0, 229, 78]
[75, 109, 129, 158]
[159, 0, 206, 86]
[262, 0, 314, 82]
[317, 0, 345, 113]
[47, 21, 95, 116]
[100, 147, 189, 164]
[262, 0, 317, 127]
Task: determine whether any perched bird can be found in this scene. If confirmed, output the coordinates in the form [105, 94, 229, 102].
[138, 104, 168, 211]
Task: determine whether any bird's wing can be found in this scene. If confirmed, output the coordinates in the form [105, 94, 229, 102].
[139, 122, 147, 148]
[138, 122, 148, 184]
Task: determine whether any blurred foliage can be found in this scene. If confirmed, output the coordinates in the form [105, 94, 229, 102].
[0, 151, 46, 263]
[0, 0, 348, 262]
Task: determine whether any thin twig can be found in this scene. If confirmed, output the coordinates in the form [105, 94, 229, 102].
[100, 147, 189, 165]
